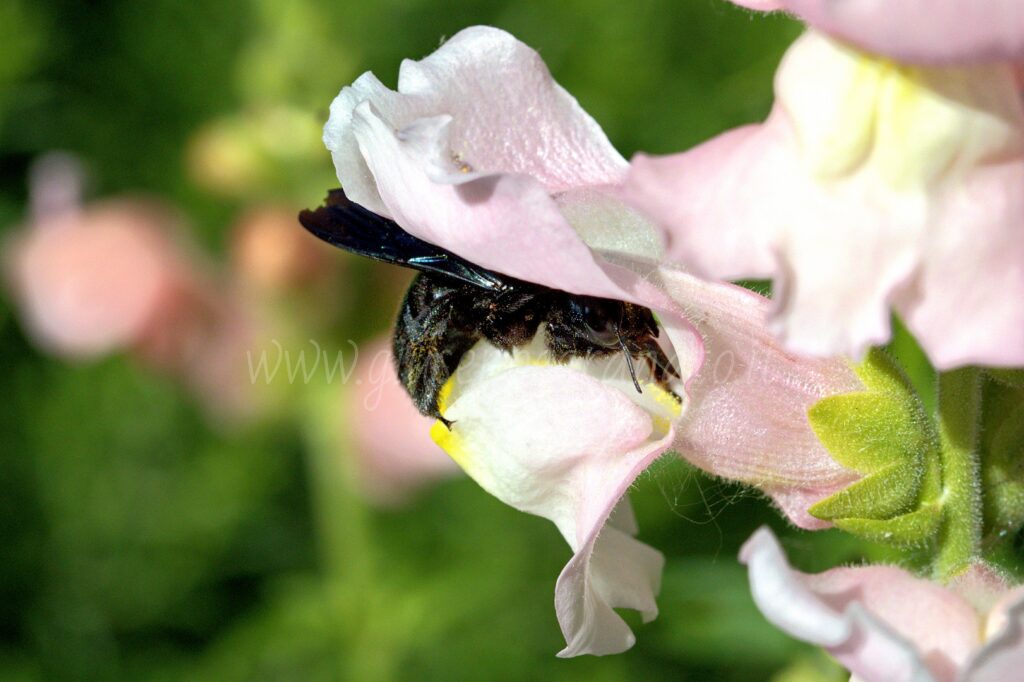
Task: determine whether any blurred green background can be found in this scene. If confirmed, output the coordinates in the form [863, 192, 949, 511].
[0, 1, 922, 680]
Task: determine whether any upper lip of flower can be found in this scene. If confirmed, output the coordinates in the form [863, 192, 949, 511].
[322, 25, 717, 405]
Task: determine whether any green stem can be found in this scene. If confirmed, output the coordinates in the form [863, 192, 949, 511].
[933, 367, 982, 580]
[302, 384, 372, 583]
[301, 384, 394, 682]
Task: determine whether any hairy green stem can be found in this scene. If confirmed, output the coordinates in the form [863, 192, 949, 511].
[933, 368, 982, 580]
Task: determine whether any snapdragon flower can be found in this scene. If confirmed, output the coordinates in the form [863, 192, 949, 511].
[624, 10, 1024, 368]
[742, 527, 1024, 682]
[6, 155, 262, 421]
[322, 25, 863, 655]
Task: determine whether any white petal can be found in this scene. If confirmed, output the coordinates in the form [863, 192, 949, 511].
[432, 337, 679, 656]
[556, 499, 665, 657]
[323, 73, 395, 215]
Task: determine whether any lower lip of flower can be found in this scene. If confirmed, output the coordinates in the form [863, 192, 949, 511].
[429, 333, 683, 474]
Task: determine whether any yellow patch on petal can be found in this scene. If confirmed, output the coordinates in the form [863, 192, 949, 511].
[435, 376, 456, 415]
[791, 47, 879, 179]
[430, 374, 488, 481]
[648, 382, 683, 414]
[430, 417, 470, 469]
[783, 31, 1021, 191]
[873, 65, 970, 189]
[644, 382, 683, 436]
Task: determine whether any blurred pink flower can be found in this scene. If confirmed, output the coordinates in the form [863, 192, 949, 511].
[729, 0, 1024, 64]
[349, 338, 460, 505]
[324, 26, 862, 655]
[6, 155, 264, 421]
[741, 527, 1024, 682]
[136, 281, 265, 423]
[8, 196, 190, 358]
[230, 205, 338, 294]
[625, 30, 1024, 368]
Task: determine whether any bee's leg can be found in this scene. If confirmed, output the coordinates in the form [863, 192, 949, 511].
[616, 330, 643, 394]
[418, 346, 456, 425]
[405, 334, 478, 427]
[392, 275, 484, 427]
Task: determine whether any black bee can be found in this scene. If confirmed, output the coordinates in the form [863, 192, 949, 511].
[299, 189, 679, 425]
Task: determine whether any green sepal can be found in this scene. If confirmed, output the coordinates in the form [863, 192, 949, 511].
[809, 392, 925, 473]
[832, 503, 942, 546]
[809, 460, 920, 521]
[807, 350, 942, 547]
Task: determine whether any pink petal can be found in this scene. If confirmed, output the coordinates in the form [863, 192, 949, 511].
[7, 159, 268, 422]
[323, 25, 712, 385]
[348, 105, 628, 300]
[896, 161, 1024, 370]
[323, 26, 647, 303]
[729, 0, 1024, 64]
[660, 270, 862, 528]
[345, 102, 709, 381]
[325, 26, 625, 206]
[623, 126, 780, 282]
[627, 108, 919, 360]
[741, 527, 979, 682]
[436, 353, 674, 656]
[349, 338, 460, 505]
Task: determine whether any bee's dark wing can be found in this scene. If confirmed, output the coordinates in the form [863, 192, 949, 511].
[299, 188, 511, 292]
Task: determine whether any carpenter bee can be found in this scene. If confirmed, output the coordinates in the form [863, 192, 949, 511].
[299, 189, 679, 425]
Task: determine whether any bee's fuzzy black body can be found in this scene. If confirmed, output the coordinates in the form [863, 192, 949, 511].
[299, 189, 678, 424]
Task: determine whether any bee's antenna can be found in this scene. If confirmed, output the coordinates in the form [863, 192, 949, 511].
[616, 329, 643, 394]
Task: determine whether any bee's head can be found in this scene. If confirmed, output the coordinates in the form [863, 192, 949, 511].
[568, 297, 626, 348]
